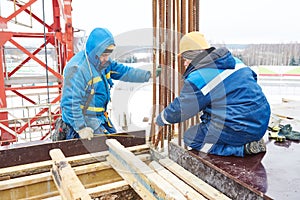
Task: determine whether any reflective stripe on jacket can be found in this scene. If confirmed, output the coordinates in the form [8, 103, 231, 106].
[156, 48, 271, 146]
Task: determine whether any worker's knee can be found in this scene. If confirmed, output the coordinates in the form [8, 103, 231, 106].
[66, 127, 79, 139]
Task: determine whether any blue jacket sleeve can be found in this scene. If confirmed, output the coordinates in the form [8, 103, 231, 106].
[61, 65, 87, 131]
[109, 60, 151, 82]
[156, 80, 209, 126]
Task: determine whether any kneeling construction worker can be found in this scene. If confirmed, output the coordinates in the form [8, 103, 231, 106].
[156, 32, 271, 157]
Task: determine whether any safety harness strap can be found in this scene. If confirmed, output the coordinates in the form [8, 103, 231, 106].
[82, 83, 95, 115]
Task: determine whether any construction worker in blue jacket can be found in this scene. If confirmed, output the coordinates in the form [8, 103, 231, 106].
[61, 27, 151, 140]
[156, 32, 271, 157]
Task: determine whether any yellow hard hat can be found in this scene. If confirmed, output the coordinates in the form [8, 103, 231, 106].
[179, 32, 210, 55]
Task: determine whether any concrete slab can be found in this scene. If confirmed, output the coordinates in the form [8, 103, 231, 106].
[191, 136, 300, 199]
[168, 132, 300, 200]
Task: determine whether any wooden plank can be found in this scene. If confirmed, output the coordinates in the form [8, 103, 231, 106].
[107, 155, 156, 200]
[0, 161, 112, 191]
[149, 161, 206, 200]
[106, 139, 187, 200]
[43, 180, 137, 200]
[0, 144, 149, 179]
[159, 158, 231, 200]
[0, 171, 52, 191]
[49, 148, 91, 200]
[87, 180, 134, 199]
[0, 160, 52, 180]
[76, 153, 150, 179]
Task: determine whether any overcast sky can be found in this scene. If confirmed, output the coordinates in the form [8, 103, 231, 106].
[2, 0, 299, 44]
[71, 0, 300, 44]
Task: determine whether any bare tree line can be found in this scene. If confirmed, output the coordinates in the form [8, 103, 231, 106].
[230, 43, 300, 66]
[4, 43, 300, 67]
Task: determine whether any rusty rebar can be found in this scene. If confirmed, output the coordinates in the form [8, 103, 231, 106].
[152, 0, 200, 148]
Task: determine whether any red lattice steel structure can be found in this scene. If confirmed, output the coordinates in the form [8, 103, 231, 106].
[0, 0, 74, 145]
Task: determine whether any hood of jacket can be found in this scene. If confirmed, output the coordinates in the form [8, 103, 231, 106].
[85, 28, 115, 67]
[183, 47, 236, 78]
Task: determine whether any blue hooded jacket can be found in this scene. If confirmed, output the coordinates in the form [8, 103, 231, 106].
[156, 47, 271, 156]
[61, 28, 151, 132]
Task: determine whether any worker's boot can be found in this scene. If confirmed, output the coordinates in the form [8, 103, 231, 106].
[244, 139, 266, 155]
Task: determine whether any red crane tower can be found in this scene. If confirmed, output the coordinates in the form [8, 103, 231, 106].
[0, 0, 74, 145]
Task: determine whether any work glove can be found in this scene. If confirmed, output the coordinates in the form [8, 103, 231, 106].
[278, 124, 300, 141]
[77, 127, 94, 140]
[155, 66, 162, 77]
[150, 66, 162, 78]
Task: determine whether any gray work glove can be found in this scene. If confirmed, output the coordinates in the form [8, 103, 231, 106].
[150, 66, 162, 78]
[77, 127, 94, 140]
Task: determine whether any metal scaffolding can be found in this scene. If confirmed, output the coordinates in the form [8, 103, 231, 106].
[0, 0, 73, 145]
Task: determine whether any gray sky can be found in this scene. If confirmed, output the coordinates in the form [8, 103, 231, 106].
[71, 0, 300, 44]
[199, 0, 300, 44]
[2, 0, 299, 44]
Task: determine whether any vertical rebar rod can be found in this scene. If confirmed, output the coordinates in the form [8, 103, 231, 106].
[195, 0, 200, 31]
[154, 0, 165, 148]
[188, 0, 193, 32]
[180, 0, 187, 145]
[160, 0, 166, 149]
[176, 0, 182, 146]
[191, 0, 200, 126]
[171, 0, 176, 140]
[166, 0, 172, 144]
[150, 0, 158, 143]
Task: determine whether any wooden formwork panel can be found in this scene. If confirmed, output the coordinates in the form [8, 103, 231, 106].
[0, 144, 150, 199]
[0, 130, 146, 168]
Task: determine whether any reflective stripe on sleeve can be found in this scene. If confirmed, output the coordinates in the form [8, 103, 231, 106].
[201, 63, 247, 96]
[160, 110, 171, 125]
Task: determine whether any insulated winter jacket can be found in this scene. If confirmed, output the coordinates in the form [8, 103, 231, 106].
[156, 47, 271, 156]
[61, 28, 151, 132]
